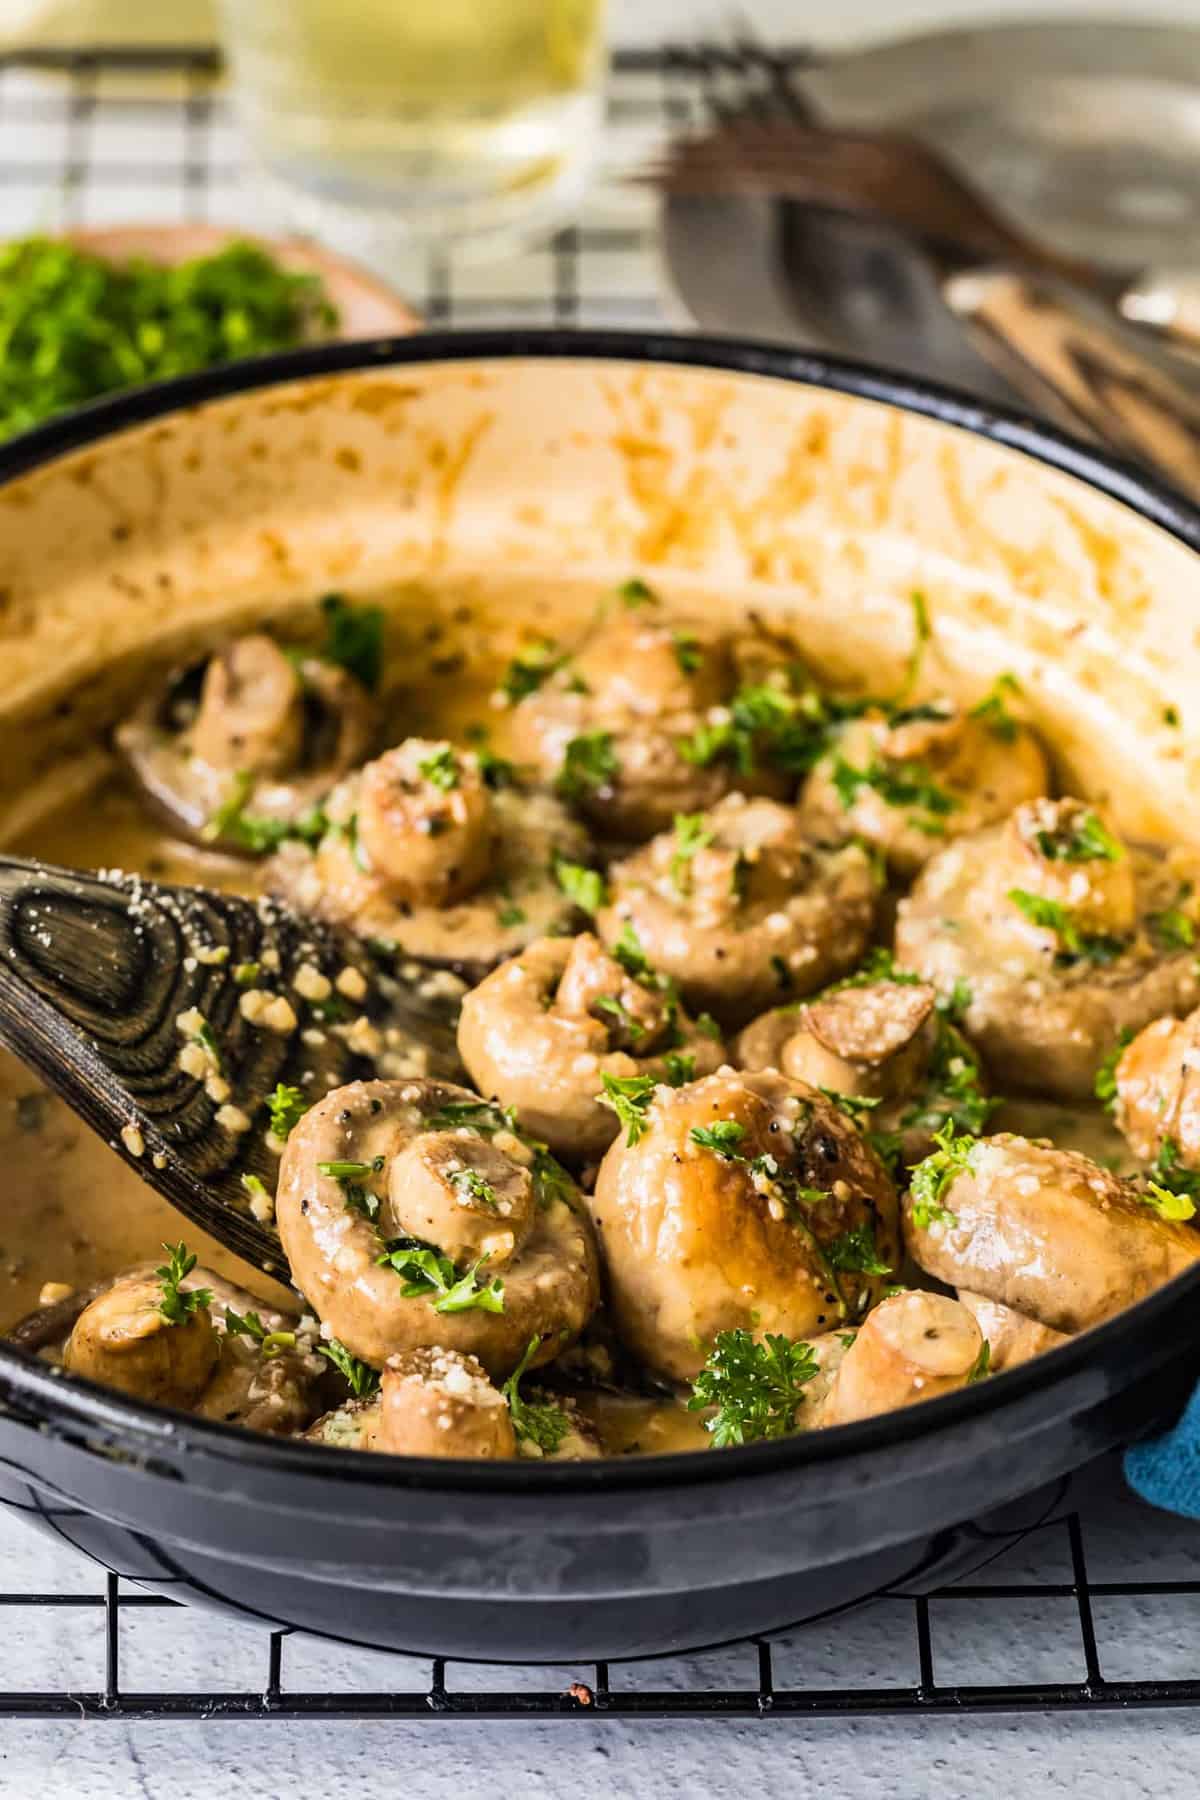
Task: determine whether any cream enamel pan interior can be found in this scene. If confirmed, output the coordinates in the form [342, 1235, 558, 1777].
[2, 332, 1200, 1660]
[1, 336, 1199, 849]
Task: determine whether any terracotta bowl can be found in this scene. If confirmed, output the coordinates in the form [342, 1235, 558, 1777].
[0, 332, 1196, 1664]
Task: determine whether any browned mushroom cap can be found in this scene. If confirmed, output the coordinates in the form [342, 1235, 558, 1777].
[275, 1078, 601, 1379]
[456, 934, 726, 1161]
[375, 1347, 517, 1458]
[895, 802, 1200, 1100]
[506, 606, 804, 840]
[268, 746, 590, 980]
[385, 1130, 537, 1269]
[955, 1291, 1069, 1374]
[355, 741, 493, 906]
[588, 1069, 899, 1382]
[817, 1291, 985, 1427]
[1112, 1008, 1200, 1170]
[116, 633, 377, 850]
[597, 796, 877, 1026]
[801, 695, 1048, 877]
[191, 634, 306, 774]
[1002, 798, 1138, 937]
[903, 1133, 1200, 1334]
[738, 980, 937, 1099]
[63, 1270, 220, 1407]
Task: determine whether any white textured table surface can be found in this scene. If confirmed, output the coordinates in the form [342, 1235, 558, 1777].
[2, 24, 1200, 1798]
[0, 1459, 1198, 1795]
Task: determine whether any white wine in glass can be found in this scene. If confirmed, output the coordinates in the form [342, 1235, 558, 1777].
[219, 0, 608, 261]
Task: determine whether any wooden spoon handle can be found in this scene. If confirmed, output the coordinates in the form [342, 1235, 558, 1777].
[943, 267, 1200, 501]
[0, 858, 461, 1276]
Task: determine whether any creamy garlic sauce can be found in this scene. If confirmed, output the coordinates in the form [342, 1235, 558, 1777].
[0, 579, 1159, 1456]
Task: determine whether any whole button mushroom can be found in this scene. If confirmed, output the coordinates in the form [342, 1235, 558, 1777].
[588, 1069, 900, 1383]
[117, 631, 377, 851]
[896, 797, 1200, 1099]
[268, 739, 591, 979]
[903, 1131, 1200, 1335]
[457, 932, 726, 1161]
[275, 1078, 601, 1379]
[597, 795, 878, 1027]
[816, 1290, 986, 1427]
[735, 969, 993, 1166]
[802, 692, 1048, 879]
[505, 594, 812, 841]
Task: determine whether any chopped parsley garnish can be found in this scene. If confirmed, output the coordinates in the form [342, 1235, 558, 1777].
[1149, 904, 1196, 950]
[223, 1307, 295, 1356]
[475, 745, 516, 789]
[688, 1329, 820, 1447]
[1007, 889, 1127, 965]
[611, 920, 654, 982]
[267, 1083, 309, 1139]
[818, 1088, 883, 1121]
[320, 594, 384, 690]
[938, 978, 974, 1024]
[909, 1121, 977, 1231]
[831, 752, 957, 825]
[222, 1307, 268, 1343]
[690, 1119, 747, 1159]
[554, 857, 608, 915]
[556, 731, 618, 802]
[599, 1072, 657, 1146]
[203, 769, 329, 853]
[1034, 810, 1122, 864]
[902, 1021, 998, 1139]
[498, 639, 564, 705]
[497, 902, 527, 929]
[1094, 1030, 1134, 1113]
[502, 1335, 570, 1455]
[319, 1156, 384, 1221]
[194, 1019, 224, 1075]
[898, 589, 931, 698]
[824, 1222, 891, 1275]
[660, 1051, 696, 1086]
[669, 812, 714, 892]
[826, 947, 924, 994]
[155, 1242, 212, 1328]
[377, 1237, 505, 1314]
[618, 576, 658, 609]
[672, 630, 702, 675]
[318, 1338, 380, 1399]
[679, 679, 829, 780]
[594, 994, 646, 1041]
[449, 1167, 499, 1210]
[967, 1340, 992, 1384]
[695, 1012, 722, 1040]
[1147, 1138, 1200, 1207]
[425, 1097, 516, 1136]
[1142, 1180, 1198, 1223]
[969, 673, 1022, 742]
[1164, 705, 1181, 729]
[417, 746, 460, 792]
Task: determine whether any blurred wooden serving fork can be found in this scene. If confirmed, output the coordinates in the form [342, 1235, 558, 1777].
[650, 67, 1200, 502]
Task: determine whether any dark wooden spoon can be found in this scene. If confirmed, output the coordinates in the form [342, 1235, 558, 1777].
[0, 857, 463, 1277]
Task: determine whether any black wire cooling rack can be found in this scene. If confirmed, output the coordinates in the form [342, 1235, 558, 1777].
[1, 42, 1200, 1725]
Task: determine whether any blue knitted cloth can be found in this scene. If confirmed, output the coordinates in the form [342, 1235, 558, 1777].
[1125, 1383, 1200, 1519]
